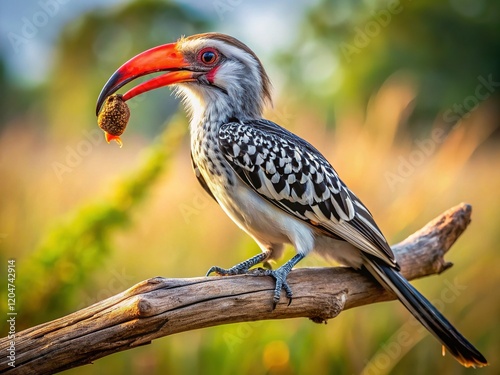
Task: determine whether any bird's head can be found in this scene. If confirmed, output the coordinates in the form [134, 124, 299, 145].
[96, 33, 272, 124]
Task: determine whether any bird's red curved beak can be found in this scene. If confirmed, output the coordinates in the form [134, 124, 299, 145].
[96, 42, 195, 115]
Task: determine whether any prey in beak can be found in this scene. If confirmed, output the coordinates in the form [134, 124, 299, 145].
[95, 41, 201, 145]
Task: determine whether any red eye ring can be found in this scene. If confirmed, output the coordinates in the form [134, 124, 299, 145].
[198, 48, 219, 65]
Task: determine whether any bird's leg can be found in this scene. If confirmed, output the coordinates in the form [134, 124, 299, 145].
[262, 253, 305, 308]
[206, 252, 269, 276]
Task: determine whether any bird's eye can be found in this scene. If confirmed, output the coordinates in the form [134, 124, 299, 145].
[199, 48, 218, 65]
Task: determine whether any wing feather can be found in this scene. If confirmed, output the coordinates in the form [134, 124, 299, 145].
[191, 152, 217, 202]
[218, 119, 397, 267]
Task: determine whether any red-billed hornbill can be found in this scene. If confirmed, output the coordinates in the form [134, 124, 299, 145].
[96, 32, 487, 367]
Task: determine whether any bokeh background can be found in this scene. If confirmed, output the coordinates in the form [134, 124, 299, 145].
[1, 0, 499, 374]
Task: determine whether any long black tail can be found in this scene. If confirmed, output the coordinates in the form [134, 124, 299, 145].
[363, 255, 487, 368]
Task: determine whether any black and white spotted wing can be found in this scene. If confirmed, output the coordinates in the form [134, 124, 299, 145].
[218, 119, 397, 267]
[191, 152, 217, 202]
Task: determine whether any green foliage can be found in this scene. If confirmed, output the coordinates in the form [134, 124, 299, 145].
[1, 0, 209, 327]
[278, 0, 500, 128]
[16, 119, 186, 326]
[1, 1, 498, 374]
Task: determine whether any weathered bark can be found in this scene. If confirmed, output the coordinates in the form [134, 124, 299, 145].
[0, 203, 473, 375]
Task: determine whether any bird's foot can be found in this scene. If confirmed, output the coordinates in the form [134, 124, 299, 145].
[206, 252, 269, 277]
[263, 267, 294, 308]
[253, 253, 305, 309]
[207, 253, 305, 310]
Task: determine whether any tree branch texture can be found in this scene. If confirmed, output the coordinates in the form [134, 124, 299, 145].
[0, 203, 473, 375]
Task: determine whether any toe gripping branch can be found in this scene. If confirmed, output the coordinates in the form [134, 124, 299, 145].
[206, 252, 269, 276]
[264, 254, 305, 308]
[206, 252, 305, 309]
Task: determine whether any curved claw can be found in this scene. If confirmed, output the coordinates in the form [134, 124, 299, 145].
[205, 252, 270, 278]
[205, 266, 217, 277]
[206, 253, 304, 310]
[206, 266, 240, 277]
[264, 269, 294, 309]
[265, 253, 305, 309]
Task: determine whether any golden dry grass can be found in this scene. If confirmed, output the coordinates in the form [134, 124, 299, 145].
[0, 75, 498, 374]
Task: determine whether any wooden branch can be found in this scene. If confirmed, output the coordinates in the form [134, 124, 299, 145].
[0, 203, 472, 375]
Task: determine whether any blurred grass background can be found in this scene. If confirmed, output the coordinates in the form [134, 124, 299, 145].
[0, 0, 499, 374]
